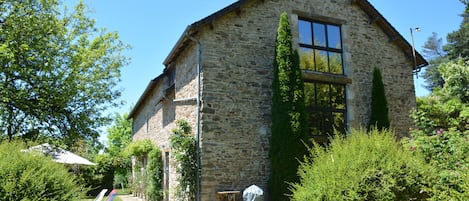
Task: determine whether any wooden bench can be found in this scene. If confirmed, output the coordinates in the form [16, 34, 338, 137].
[217, 190, 241, 201]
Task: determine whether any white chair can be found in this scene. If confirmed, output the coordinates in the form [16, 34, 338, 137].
[94, 189, 108, 201]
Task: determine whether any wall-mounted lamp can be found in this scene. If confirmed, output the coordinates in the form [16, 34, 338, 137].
[410, 27, 421, 77]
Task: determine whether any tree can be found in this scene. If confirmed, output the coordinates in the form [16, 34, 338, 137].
[368, 67, 390, 131]
[269, 12, 308, 201]
[421, 33, 447, 91]
[106, 113, 132, 189]
[444, 2, 469, 60]
[0, 0, 129, 146]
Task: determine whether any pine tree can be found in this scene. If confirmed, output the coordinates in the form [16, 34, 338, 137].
[368, 67, 390, 130]
[269, 12, 308, 201]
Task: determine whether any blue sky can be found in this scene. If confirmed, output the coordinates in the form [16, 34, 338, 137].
[68, 0, 466, 118]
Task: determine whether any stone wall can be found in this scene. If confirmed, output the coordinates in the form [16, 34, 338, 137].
[132, 0, 418, 200]
[194, 0, 416, 200]
[131, 42, 199, 200]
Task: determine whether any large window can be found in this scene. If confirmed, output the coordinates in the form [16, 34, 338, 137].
[299, 19, 347, 138]
[304, 82, 346, 137]
[298, 19, 343, 74]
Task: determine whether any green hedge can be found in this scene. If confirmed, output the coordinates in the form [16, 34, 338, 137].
[291, 129, 435, 200]
[0, 141, 85, 200]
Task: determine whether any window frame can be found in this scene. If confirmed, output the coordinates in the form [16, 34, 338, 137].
[298, 18, 348, 139]
[298, 18, 345, 75]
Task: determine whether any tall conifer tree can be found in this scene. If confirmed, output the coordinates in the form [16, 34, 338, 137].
[269, 12, 308, 201]
[369, 67, 390, 130]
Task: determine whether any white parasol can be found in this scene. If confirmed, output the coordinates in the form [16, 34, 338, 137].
[26, 143, 96, 165]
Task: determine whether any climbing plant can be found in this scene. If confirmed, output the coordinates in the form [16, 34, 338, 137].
[169, 120, 197, 201]
[125, 139, 163, 201]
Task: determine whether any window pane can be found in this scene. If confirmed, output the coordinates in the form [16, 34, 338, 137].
[327, 25, 342, 49]
[299, 47, 314, 70]
[313, 23, 326, 47]
[333, 112, 346, 134]
[299, 20, 312, 45]
[321, 112, 334, 135]
[309, 112, 321, 136]
[331, 84, 346, 109]
[315, 50, 328, 72]
[304, 82, 316, 106]
[328, 52, 343, 74]
[316, 83, 329, 108]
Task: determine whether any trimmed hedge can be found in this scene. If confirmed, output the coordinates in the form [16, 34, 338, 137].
[0, 141, 85, 200]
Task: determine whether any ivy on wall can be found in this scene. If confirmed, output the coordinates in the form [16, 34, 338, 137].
[125, 139, 163, 201]
[169, 120, 197, 201]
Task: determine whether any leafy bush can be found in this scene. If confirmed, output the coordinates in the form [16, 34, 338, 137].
[146, 148, 163, 201]
[404, 129, 469, 200]
[0, 141, 85, 200]
[290, 129, 435, 201]
[170, 120, 197, 201]
[125, 139, 163, 201]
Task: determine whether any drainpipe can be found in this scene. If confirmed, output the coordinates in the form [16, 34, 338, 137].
[185, 31, 202, 201]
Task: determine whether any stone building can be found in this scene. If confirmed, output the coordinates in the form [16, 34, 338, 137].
[128, 0, 427, 200]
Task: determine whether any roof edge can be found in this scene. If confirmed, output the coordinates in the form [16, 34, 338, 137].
[163, 0, 248, 66]
[128, 74, 165, 119]
[163, 0, 428, 69]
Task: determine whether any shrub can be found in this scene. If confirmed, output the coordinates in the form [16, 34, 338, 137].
[0, 141, 85, 200]
[290, 129, 435, 201]
[146, 148, 163, 201]
[368, 67, 390, 130]
[170, 119, 197, 201]
[403, 129, 469, 200]
[125, 139, 163, 200]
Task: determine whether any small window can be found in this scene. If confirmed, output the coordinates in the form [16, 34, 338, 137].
[298, 19, 343, 75]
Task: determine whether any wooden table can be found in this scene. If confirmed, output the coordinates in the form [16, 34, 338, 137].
[217, 190, 241, 201]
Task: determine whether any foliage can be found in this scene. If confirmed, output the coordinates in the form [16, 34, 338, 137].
[0, 0, 129, 145]
[407, 47, 469, 199]
[169, 119, 197, 201]
[106, 113, 132, 190]
[421, 32, 447, 91]
[0, 141, 85, 200]
[290, 129, 435, 201]
[403, 129, 469, 200]
[269, 12, 309, 201]
[411, 59, 468, 133]
[125, 139, 163, 200]
[444, 2, 469, 60]
[439, 59, 469, 103]
[146, 147, 163, 201]
[82, 153, 115, 196]
[368, 67, 390, 131]
[125, 139, 154, 158]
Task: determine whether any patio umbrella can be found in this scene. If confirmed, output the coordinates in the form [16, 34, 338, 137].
[26, 143, 96, 166]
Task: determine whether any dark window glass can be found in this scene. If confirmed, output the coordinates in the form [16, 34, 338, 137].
[298, 19, 343, 75]
[305, 82, 346, 137]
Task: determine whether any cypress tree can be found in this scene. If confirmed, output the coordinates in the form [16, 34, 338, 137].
[369, 67, 390, 130]
[269, 12, 308, 201]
